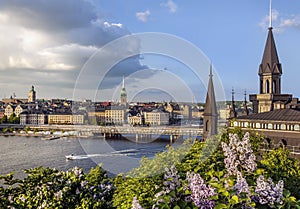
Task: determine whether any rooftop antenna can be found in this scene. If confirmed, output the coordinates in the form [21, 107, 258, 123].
[269, 0, 272, 29]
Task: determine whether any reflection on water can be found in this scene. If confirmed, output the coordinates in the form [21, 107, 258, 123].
[0, 135, 171, 178]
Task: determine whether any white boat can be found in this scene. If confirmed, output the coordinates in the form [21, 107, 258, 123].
[65, 154, 75, 160]
[41, 136, 60, 140]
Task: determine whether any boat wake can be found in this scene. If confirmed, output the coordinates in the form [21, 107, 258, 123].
[66, 149, 141, 160]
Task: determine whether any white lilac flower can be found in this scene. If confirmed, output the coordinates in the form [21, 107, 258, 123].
[132, 197, 144, 209]
[186, 172, 215, 209]
[72, 166, 83, 177]
[54, 190, 63, 200]
[254, 175, 284, 207]
[80, 180, 88, 187]
[19, 195, 26, 203]
[222, 132, 257, 176]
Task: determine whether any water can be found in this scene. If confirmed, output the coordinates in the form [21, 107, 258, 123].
[0, 135, 172, 179]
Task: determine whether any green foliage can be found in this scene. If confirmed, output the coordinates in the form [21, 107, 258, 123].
[128, 139, 194, 178]
[260, 147, 300, 199]
[0, 165, 114, 209]
[8, 113, 19, 124]
[1, 115, 7, 123]
[113, 175, 159, 209]
[25, 126, 31, 133]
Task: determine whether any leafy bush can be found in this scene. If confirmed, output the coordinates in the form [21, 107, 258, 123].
[0, 165, 114, 209]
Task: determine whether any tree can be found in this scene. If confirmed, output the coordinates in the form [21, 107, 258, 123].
[1, 115, 7, 124]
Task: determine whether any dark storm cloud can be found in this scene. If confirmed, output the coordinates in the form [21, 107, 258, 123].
[0, 0, 150, 99]
[0, 0, 97, 31]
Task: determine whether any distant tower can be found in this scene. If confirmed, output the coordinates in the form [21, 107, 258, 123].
[203, 64, 218, 139]
[28, 85, 36, 103]
[120, 76, 127, 105]
[229, 88, 237, 118]
[249, 0, 292, 113]
[241, 90, 249, 116]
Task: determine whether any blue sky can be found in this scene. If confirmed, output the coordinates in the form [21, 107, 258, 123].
[0, 0, 299, 102]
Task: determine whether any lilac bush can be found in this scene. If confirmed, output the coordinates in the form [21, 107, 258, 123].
[186, 172, 215, 208]
[254, 175, 284, 207]
[132, 197, 144, 209]
[152, 165, 182, 207]
[222, 132, 256, 176]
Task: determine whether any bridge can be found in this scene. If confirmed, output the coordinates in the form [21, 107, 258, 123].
[77, 126, 203, 143]
[27, 125, 203, 143]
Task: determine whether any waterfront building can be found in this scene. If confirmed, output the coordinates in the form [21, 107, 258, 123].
[14, 104, 27, 117]
[4, 104, 15, 118]
[203, 65, 218, 139]
[105, 108, 125, 125]
[48, 113, 84, 125]
[87, 109, 106, 124]
[128, 113, 143, 125]
[20, 111, 48, 125]
[28, 85, 36, 103]
[144, 110, 169, 126]
[120, 76, 127, 106]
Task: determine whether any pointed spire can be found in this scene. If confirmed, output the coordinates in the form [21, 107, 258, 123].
[203, 64, 218, 139]
[241, 90, 249, 116]
[204, 64, 217, 116]
[259, 0, 282, 76]
[229, 88, 237, 118]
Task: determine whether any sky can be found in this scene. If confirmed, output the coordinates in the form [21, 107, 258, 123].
[0, 0, 300, 102]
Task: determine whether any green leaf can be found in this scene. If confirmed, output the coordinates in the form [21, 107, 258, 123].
[214, 203, 228, 209]
[230, 195, 239, 205]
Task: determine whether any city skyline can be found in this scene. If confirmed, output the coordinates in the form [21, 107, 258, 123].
[0, 1, 299, 102]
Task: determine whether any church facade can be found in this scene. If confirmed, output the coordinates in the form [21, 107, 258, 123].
[230, 21, 300, 146]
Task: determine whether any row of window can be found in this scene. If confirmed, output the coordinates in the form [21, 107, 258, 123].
[233, 121, 300, 131]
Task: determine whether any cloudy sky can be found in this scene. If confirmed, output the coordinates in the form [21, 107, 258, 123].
[0, 0, 300, 102]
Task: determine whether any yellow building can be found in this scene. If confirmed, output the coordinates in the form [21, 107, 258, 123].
[14, 105, 27, 117]
[88, 110, 105, 124]
[4, 104, 15, 118]
[105, 109, 125, 125]
[48, 114, 84, 125]
[144, 110, 169, 126]
[128, 114, 142, 125]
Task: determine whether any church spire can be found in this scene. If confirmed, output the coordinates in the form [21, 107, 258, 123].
[241, 90, 249, 116]
[229, 88, 237, 118]
[258, 0, 282, 94]
[120, 76, 127, 106]
[203, 64, 218, 139]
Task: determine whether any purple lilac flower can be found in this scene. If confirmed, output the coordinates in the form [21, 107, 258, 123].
[186, 172, 215, 209]
[152, 165, 181, 208]
[163, 165, 180, 193]
[222, 132, 257, 176]
[234, 172, 251, 196]
[132, 197, 144, 209]
[254, 175, 284, 207]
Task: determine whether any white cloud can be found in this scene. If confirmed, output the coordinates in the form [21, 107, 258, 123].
[161, 0, 177, 13]
[103, 21, 123, 28]
[136, 10, 151, 22]
[280, 16, 300, 28]
[259, 9, 300, 33]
